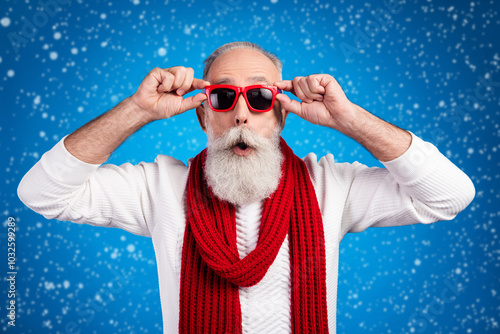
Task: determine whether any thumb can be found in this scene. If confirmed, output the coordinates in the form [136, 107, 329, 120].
[179, 92, 207, 113]
[276, 94, 302, 117]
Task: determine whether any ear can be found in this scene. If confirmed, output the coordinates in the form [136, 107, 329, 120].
[196, 104, 207, 133]
[281, 106, 289, 127]
[275, 99, 289, 128]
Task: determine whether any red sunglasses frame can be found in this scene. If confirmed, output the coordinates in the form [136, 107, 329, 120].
[202, 84, 283, 112]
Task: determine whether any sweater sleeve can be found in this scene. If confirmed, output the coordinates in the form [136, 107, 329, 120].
[318, 132, 476, 235]
[17, 136, 159, 237]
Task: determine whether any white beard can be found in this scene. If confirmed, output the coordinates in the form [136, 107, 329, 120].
[204, 126, 283, 206]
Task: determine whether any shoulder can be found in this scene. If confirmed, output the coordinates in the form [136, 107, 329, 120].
[152, 154, 190, 168]
[100, 154, 191, 196]
[302, 152, 367, 184]
[98, 154, 189, 175]
[143, 154, 191, 181]
[121, 154, 192, 204]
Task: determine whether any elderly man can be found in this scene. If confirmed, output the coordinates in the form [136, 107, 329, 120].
[18, 41, 475, 333]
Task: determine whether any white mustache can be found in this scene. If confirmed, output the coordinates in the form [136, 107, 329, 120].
[209, 126, 269, 151]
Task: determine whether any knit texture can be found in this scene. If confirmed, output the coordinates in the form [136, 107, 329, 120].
[179, 138, 329, 333]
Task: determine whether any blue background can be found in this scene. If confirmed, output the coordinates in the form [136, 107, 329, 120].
[1, 0, 499, 333]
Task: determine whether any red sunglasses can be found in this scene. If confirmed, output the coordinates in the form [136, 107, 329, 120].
[202, 84, 283, 112]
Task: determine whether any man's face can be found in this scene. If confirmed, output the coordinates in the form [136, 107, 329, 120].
[197, 48, 285, 156]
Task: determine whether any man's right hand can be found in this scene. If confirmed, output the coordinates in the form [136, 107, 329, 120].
[64, 67, 209, 164]
[130, 66, 210, 122]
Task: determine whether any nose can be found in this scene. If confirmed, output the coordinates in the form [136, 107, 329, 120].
[233, 93, 249, 126]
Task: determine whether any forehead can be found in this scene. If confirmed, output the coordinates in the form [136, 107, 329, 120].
[207, 48, 280, 85]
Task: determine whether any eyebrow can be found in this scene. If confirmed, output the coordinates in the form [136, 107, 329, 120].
[215, 76, 270, 85]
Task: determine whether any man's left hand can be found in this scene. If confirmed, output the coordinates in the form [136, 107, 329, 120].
[275, 74, 412, 162]
[274, 74, 357, 133]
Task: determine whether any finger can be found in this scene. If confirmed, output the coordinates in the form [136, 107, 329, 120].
[306, 75, 326, 99]
[178, 92, 207, 114]
[168, 67, 188, 93]
[292, 77, 312, 103]
[320, 75, 347, 101]
[274, 80, 294, 93]
[276, 93, 303, 117]
[143, 67, 167, 89]
[177, 67, 195, 95]
[298, 78, 318, 102]
[191, 78, 211, 91]
[157, 70, 175, 93]
[306, 75, 326, 94]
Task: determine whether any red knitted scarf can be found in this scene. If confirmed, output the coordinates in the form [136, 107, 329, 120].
[179, 138, 328, 333]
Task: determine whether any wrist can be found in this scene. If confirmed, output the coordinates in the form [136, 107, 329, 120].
[333, 102, 366, 138]
[338, 104, 412, 161]
[124, 96, 157, 126]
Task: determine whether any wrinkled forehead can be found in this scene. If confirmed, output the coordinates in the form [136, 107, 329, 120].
[207, 49, 281, 85]
[213, 76, 271, 85]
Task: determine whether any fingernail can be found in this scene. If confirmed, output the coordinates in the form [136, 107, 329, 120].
[177, 89, 185, 95]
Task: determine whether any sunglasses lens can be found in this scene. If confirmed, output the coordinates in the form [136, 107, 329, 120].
[210, 88, 236, 110]
[247, 88, 274, 110]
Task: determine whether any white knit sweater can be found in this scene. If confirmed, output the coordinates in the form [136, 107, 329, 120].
[17, 132, 475, 333]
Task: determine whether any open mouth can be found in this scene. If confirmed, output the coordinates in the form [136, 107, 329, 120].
[233, 141, 252, 156]
[236, 142, 249, 150]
